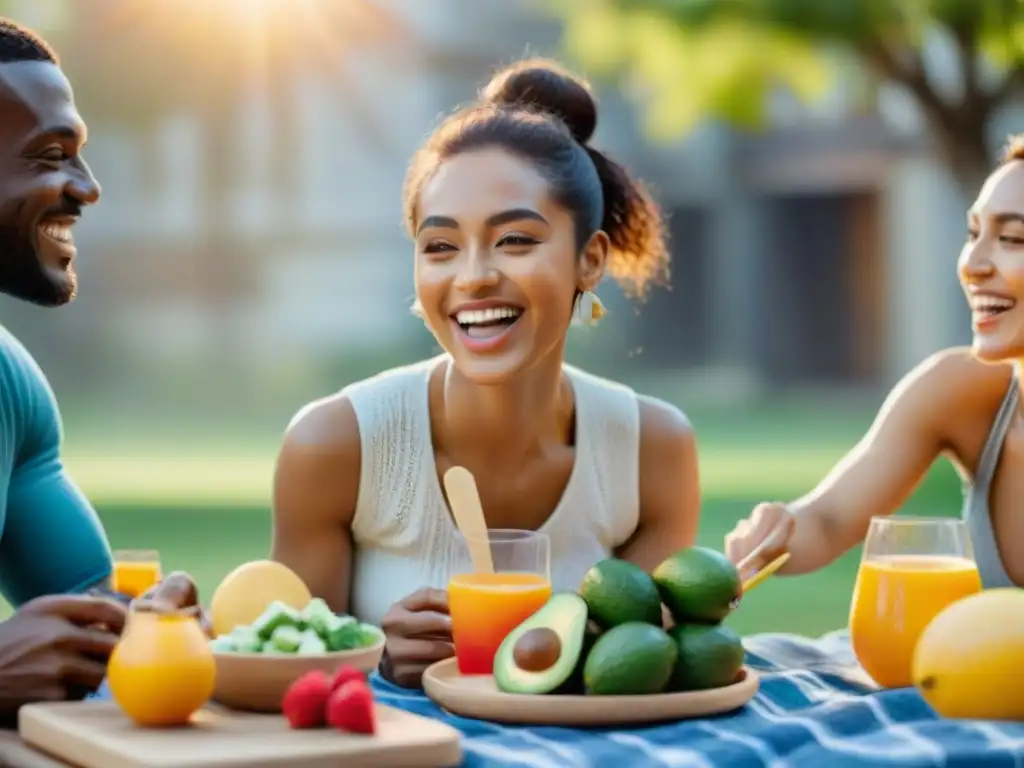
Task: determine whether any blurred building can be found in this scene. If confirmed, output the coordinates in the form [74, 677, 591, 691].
[7, 0, 1019, 397]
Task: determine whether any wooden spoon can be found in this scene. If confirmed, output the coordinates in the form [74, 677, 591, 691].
[443, 466, 495, 574]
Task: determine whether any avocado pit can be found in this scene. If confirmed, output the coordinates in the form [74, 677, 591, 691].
[512, 627, 562, 672]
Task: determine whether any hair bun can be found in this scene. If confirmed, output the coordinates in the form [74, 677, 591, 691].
[480, 58, 598, 144]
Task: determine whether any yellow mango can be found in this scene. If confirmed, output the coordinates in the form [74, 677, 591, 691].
[209, 560, 312, 638]
[912, 588, 1024, 721]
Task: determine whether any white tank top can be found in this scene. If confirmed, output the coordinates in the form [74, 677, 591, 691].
[344, 355, 642, 627]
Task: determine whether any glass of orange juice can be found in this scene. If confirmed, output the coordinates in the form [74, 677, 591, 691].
[448, 529, 552, 676]
[112, 550, 163, 599]
[849, 516, 981, 689]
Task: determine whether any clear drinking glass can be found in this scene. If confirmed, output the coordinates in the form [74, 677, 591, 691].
[447, 530, 552, 675]
[848, 517, 980, 688]
[112, 549, 163, 599]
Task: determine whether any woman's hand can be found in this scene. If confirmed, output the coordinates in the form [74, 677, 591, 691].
[724, 502, 795, 579]
[378, 588, 454, 689]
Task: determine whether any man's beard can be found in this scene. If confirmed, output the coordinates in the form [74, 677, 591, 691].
[0, 224, 75, 307]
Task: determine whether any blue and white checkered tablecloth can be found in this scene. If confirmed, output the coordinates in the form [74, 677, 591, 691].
[91, 630, 1024, 767]
[370, 631, 1024, 767]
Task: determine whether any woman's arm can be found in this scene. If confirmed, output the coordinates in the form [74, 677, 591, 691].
[616, 396, 700, 572]
[761, 348, 1008, 574]
[271, 395, 361, 614]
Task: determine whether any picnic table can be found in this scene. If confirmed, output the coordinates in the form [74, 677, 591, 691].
[4, 631, 1024, 767]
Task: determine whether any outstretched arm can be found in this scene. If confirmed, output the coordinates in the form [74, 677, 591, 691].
[759, 348, 1006, 574]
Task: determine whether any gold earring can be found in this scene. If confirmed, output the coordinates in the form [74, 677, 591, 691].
[574, 291, 606, 327]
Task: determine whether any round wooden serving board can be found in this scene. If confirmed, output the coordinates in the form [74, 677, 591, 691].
[422, 658, 759, 727]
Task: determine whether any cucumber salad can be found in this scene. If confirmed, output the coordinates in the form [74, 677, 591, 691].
[209, 597, 382, 655]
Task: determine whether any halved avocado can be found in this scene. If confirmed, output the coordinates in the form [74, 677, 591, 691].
[493, 593, 588, 695]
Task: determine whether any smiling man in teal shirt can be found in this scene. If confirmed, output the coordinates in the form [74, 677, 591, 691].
[0, 20, 112, 596]
[0, 18, 200, 719]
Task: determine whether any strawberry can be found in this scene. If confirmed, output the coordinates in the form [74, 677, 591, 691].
[282, 671, 332, 729]
[330, 664, 367, 691]
[326, 680, 376, 735]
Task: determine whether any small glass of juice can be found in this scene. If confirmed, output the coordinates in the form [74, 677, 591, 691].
[112, 550, 163, 599]
[849, 516, 981, 689]
[448, 529, 552, 676]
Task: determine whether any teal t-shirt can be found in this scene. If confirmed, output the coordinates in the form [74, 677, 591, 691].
[0, 326, 113, 606]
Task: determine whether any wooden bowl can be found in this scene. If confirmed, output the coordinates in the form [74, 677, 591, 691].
[211, 632, 385, 712]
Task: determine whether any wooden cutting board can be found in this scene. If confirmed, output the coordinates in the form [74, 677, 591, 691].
[17, 702, 462, 768]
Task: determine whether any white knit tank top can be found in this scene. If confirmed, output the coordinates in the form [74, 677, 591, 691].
[344, 355, 641, 628]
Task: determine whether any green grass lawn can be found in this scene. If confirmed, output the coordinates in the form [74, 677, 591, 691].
[54, 401, 965, 637]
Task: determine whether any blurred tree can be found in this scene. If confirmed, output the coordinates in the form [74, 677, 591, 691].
[552, 0, 1024, 198]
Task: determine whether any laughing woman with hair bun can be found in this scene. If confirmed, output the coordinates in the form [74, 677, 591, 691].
[270, 57, 701, 689]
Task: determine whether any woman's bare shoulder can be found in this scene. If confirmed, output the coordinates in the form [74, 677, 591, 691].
[281, 392, 361, 457]
[636, 395, 694, 449]
[894, 347, 1014, 447]
[912, 347, 1014, 406]
[280, 359, 439, 470]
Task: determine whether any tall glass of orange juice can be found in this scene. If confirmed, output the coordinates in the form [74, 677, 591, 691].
[849, 517, 980, 689]
[112, 550, 163, 599]
[448, 529, 551, 676]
